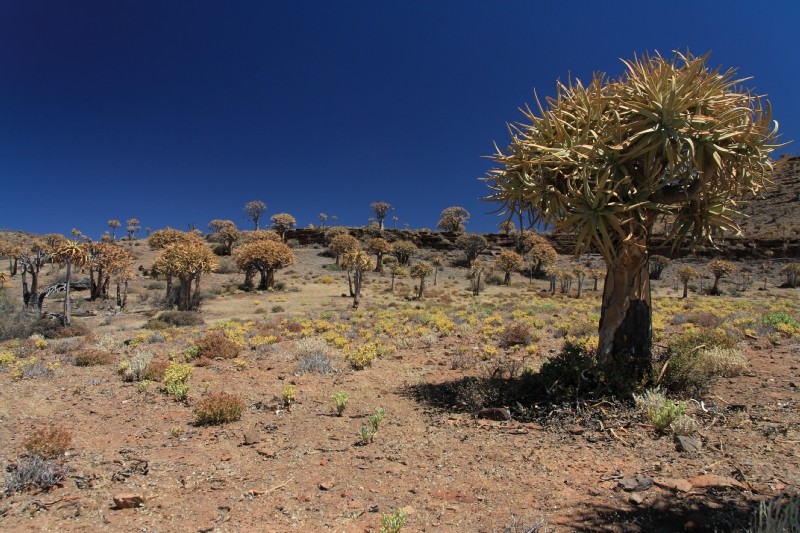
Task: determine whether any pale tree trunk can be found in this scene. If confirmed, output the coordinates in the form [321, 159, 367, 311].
[63, 260, 72, 326]
[417, 277, 426, 299]
[597, 241, 652, 386]
[352, 268, 362, 309]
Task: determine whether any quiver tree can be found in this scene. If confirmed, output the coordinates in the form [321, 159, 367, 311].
[208, 219, 240, 255]
[391, 240, 418, 266]
[342, 250, 373, 308]
[430, 254, 444, 285]
[126, 218, 140, 241]
[107, 220, 121, 240]
[52, 241, 88, 325]
[590, 267, 605, 291]
[495, 250, 522, 285]
[676, 265, 700, 298]
[437, 206, 470, 232]
[486, 51, 779, 388]
[240, 230, 282, 244]
[85, 242, 133, 301]
[365, 237, 391, 272]
[370, 202, 392, 231]
[113, 267, 134, 310]
[649, 255, 673, 280]
[455, 234, 488, 267]
[234, 239, 295, 291]
[328, 234, 359, 265]
[498, 219, 516, 235]
[409, 262, 434, 300]
[153, 237, 218, 310]
[573, 265, 588, 298]
[319, 213, 328, 229]
[707, 259, 736, 295]
[781, 262, 800, 288]
[18, 241, 51, 310]
[244, 200, 267, 230]
[0, 239, 19, 276]
[389, 265, 405, 291]
[469, 260, 485, 296]
[270, 213, 297, 241]
[520, 233, 557, 278]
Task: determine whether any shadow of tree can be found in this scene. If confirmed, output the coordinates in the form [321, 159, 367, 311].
[564, 490, 757, 532]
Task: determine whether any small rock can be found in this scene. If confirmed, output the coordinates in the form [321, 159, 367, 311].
[567, 425, 584, 435]
[675, 435, 703, 453]
[629, 492, 645, 505]
[686, 474, 747, 490]
[254, 445, 277, 458]
[654, 478, 692, 493]
[113, 493, 145, 509]
[476, 407, 511, 421]
[319, 480, 336, 491]
[618, 474, 654, 492]
[243, 429, 261, 445]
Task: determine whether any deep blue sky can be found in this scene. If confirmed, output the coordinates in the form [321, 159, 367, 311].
[1, 1, 798, 238]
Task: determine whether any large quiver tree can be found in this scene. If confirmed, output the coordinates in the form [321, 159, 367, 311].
[486, 51, 779, 388]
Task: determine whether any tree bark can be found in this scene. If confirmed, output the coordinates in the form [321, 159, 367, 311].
[63, 261, 72, 326]
[503, 272, 511, 286]
[598, 242, 652, 386]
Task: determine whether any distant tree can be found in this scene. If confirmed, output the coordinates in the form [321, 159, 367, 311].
[328, 234, 360, 265]
[437, 206, 470, 232]
[522, 234, 557, 278]
[649, 255, 673, 280]
[781, 262, 800, 288]
[390, 265, 405, 292]
[0, 241, 21, 276]
[392, 215, 399, 230]
[18, 241, 51, 310]
[391, 240, 418, 266]
[498, 220, 516, 235]
[319, 213, 328, 229]
[331, 215, 337, 226]
[469, 260, 485, 296]
[85, 242, 133, 301]
[590, 267, 606, 291]
[365, 237, 391, 273]
[455, 234, 488, 267]
[125, 218, 140, 241]
[430, 254, 444, 285]
[573, 265, 588, 298]
[52, 241, 89, 326]
[370, 202, 392, 231]
[271, 213, 297, 241]
[676, 266, 700, 298]
[107, 219, 121, 240]
[153, 237, 218, 310]
[495, 250, 522, 285]
[208, 219, 240, 255]
[243, 200, 267, 230]
[342, 250, 373, 308]
[708, 259, 736, 295]
[409, 262, 434, 300]
[234, 239, 295, 291]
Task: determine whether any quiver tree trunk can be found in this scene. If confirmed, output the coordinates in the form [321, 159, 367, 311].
[63, 260, 72, 326]
[598, 242, 652, 389]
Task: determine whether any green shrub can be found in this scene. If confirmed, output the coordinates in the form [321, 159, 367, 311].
[194, 393, 245, 425]
[633, 388, 685, 432]
[379, 508, 408, 533]
[750, 493, 800, 533]
[164, 362, 192, 400]
[153, 310, 205, 327]
[332, 391, 349, 416]
[657, 327, 738, 396]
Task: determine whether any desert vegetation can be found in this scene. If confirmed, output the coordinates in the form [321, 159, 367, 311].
[0, 52, 797, 532]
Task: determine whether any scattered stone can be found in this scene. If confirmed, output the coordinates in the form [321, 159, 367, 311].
[431, 489, 478, 503]
[618, 474, 654, 492]
[675, 435, 703, 453]
[243, 429, 261, 445]
[629, 492, 645, 505]
[476, 407, 511, 421]
[686, 474, 747, 490]
[654, 478, 692, 493]
[567, 425, 584, 435]
[319, 479, 336, 491]
[254, 445, 277, 458]
[112, 493, 145, 509]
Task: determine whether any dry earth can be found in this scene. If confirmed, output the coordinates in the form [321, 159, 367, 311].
[0, 242, 799, 532]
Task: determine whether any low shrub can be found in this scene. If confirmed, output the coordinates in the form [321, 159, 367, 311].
[500, 323, 532, 347]
[23, 426, 72, 459]
[118, 349, 153, 382]
[143, 359, 170, 382]
[332, 391, 349, 416]
[750, 492, 800, 533]
[194, 392, 245, 425]
[73, 349, 113, 367]
[152, 310, 205, 327]
[164, 362, 192, 400]
[3, 455, 69, 495]
[633, 388, 685, 432]
[196, 330, 240, 360]
[657, 327, 739, 396]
